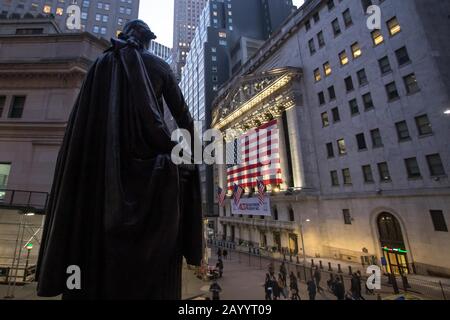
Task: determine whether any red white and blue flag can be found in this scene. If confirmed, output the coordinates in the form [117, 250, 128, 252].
[233, 184, 244, 206]
[257, 180, 266, 204]
[217, 186, 226, 207]
[226, 120, 283, 191]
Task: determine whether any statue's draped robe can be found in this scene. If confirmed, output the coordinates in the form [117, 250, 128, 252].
[36, 39, 203, 300]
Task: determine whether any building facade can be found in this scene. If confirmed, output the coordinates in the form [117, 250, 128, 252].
[180, 0, 295, 218]
[212, 0, 450, 277]
[172, 0, 208, 79]
[0, 0, 140, 40]
[149, 40, 171, 62]
[0, 19, 108, 279]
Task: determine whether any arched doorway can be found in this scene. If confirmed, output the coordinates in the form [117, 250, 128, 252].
[377, 212, 410, 275]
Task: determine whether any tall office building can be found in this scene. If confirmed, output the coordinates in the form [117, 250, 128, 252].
[0, 0, 140, 40]
[180, 0, 295, 217]
[212, 0, 450, 278]
[172, 0, 208, 79]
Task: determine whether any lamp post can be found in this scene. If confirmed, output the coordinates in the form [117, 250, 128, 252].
[299, 218, 311, 281]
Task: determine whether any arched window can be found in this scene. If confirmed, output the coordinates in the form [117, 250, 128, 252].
[377, 212, 404, 248]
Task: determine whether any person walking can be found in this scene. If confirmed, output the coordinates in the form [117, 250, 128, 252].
[280, 261, 287, 283]
[223, 249, 228, 260]
[209, 281, 222, 300]
[278, 273, 287, 299]
[216, 259, 224, 278]
[314, 266, 323, 293]
[217, 248, 223, 260]
[356, 271, 366, 300]
[334, 277, 345, 300]
[289, 272, 301, 300]
[264, 274, 273, 300]
[272, 275, 281, 300]
[307, 279, 317, 300]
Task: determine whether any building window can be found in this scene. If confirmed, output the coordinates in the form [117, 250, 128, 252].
[309, 39, 316, 55]
[289, 208, 295, 222]
[0, 163, 11, 200]
[349, 99, 359, 116]
[343, 9, 353, 27]
[395, 121, 410, 142]
[357, 68, 368, 86]
[362, 92, 374, 110]
[426, 154, 446, 176]
[371, 129, 383, 148]
[337, 139, 347, 155]
[343, 209, 352, 225]
[430, 210, 448, 232]
[339, 50, 349, 66]
[361, 0, 372, 12]
[8, 96, 26, 119]
[415, 114, 433, 136]
[404, 73, 420, 94]
[0, 96, 5, 117]
[405, 158, 422, 179]
[356, 133, 367, 150]
[378, 56, 392, 74]
[351, 42, 362, 59]
[43, 5, 51, 14]
[371, 29, 384, 46]
[362, 165, 374, 183]
[326, 143, 335, 158]
[318, 91, 325, 105]
[323, 62, 332, 76]
[331, 171, 339, 186]
[386, 82, 399, 101]
[342, 168, 352, 185]
[328, 86, 336, 100]
[344, 76, 354, 92]
[332, 18, 341, 36]
[332, 107, 340, 123]
[314, 68, 321, 82]
[317, 31, 325, 47]
[305, 20, 311, 31]
[321, 112, 329, 127]
[395, 46, 410, 66]
[378, 162, 391, 182]
[327, 0, 335, 10]
[387, 17, 401, 36]
[313, 12, 320, 23]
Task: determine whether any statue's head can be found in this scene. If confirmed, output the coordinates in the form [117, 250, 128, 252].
[118, 19, 156, 50]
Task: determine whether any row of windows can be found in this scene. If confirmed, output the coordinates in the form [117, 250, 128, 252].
[329, 153, 445, 187]
[341, 208, 447, 233]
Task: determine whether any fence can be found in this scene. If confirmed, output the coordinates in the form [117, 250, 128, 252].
[209, 240, 450, 300]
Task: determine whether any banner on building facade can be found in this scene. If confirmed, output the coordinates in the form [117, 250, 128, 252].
[231, 197, 272, 216]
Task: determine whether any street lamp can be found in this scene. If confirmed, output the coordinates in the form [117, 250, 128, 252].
[299, 218, 311, 281]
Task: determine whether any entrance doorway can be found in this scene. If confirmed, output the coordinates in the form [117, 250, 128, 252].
[377, 212, 410, 275]
[288, 233, 299, 255]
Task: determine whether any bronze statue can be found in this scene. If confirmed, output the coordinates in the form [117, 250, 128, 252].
[36, 20, 203, 300]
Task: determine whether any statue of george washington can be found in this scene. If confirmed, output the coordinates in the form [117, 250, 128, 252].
[36, 20, 203, 300]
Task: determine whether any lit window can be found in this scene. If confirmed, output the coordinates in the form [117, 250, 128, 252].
[339, 50, 349, 66]
[387, 17, 401, 36]
[218, 32, 227, 38]
[323, 62, 332, 76]
[337, 139, 347, 155]
[351, 42, 362, 59]
[43, 5, 51, 13]
[0, 163, 11, 200]
[56, 7, 63, 16]
[371, 29, 384, 46]
[314, 68, 321, 82]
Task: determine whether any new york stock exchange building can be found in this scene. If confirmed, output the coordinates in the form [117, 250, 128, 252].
[210, 0, 450, 278]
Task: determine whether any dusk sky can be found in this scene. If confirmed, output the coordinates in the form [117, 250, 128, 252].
[139, 0, 305, 48]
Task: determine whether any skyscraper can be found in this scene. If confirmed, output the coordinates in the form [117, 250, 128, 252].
[180, 0, 295, 217]
[172, 0, 208, 79]
[0, 0, 140, 40]
[149, 40, 172, 62]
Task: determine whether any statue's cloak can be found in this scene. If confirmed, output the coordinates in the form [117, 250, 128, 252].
[36, 39, 203, 300]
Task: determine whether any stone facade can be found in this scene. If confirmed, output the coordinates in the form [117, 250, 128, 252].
[212, 0, 450, 277]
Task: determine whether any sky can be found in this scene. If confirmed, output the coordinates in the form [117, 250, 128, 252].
[139, 0, 305, 48]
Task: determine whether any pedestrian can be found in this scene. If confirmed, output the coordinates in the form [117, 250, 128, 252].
[314, 266, 323, 293]
[216, 259, 224, 278]
[209, 280, 222, 300]
[289, 272, 301, 300]
[350, 273, 359, 300]
[307, 279, 317, 300]
[272, 275, 281, 300]
[280, 261, 287, 282]
[223, 249, 228, 260]
[217, 248, 223, 260]
[264, 274, 273, 300]
[356, 271, 365, 300]
[278, 273, 287, 299]
[333, 277, 345, 300]
[268, 261, 275, 277]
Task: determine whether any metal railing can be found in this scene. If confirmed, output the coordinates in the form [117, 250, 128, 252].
[209, 240, 450, 300]
[0, 189, 49, 214]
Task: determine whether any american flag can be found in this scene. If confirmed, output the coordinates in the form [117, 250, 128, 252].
[217, 186, 226, 207]
[233, 184, 244, 206]
[227, 120, 283, 191]
[257, 180, 266, 205]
